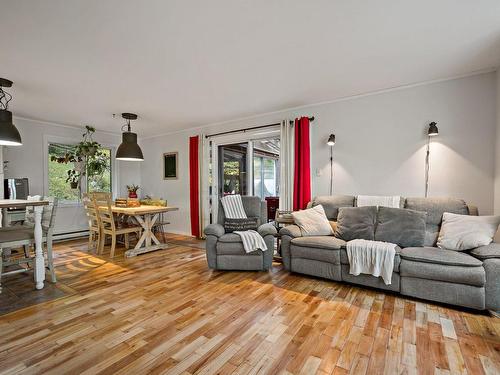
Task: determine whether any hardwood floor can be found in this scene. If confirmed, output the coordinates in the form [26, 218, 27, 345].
[0, 234, 499, 375]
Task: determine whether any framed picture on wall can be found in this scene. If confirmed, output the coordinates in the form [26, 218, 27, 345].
[163, 152, 178, 180]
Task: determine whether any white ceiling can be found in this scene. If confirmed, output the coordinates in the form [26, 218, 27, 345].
[1, 1, 500, 137]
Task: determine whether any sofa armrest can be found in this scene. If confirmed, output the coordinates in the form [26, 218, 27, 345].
[470, 242, 500, 260]
[204, 223, 225, 238]
[279, 225, 302, 238]
[258, 222, 277, 237]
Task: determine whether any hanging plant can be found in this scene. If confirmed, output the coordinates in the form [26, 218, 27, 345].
[50, 125, 109, 191]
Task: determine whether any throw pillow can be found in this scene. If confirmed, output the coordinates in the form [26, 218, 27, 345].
[375, 207, 427, 248]
[224, 217, 259, 233]
[291, 205, 333, 236]
[437, 213, 500, 251]
[335, 206, 377, 241]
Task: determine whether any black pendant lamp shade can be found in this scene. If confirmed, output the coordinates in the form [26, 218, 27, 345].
[428, 122, 439, 136]
[116, 113, 144, 161]
[0, 78, 22, 146]
[327, 133, 336, 146]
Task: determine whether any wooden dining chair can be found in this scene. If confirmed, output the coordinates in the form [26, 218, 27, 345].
[82, 193, 100, 251]
[92, 193, 142, 258]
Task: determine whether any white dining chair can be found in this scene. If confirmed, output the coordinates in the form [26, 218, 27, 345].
[0, 196, 58, 290]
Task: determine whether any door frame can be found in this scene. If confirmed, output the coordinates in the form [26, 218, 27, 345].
[202, 127, 280, 229]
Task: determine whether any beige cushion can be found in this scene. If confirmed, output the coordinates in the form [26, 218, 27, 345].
[291, 205, 333, 236]
[437, 213, 500, 251]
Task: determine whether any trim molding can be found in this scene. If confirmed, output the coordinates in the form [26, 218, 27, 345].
[13, 116, 121, 136]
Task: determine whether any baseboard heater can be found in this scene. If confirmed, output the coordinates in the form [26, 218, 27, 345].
[53, 230, 89, 242]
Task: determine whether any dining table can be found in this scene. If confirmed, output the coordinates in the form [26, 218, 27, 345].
[0, 199, 49, 291]
[106, 205, 179, 257]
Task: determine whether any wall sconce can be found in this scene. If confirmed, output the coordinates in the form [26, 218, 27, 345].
[327, 134, 335, 195]
[425, 122, 438, 197]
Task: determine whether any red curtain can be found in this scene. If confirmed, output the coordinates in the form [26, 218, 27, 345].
[293, 117, 311, 210]
[189, 135, 201, 237]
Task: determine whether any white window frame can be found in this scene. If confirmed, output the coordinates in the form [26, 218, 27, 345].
[43, 134, 119, 207]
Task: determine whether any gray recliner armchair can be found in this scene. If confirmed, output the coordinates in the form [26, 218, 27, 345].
[204, 196, 277, 270]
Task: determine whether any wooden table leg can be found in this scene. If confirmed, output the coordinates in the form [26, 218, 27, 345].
[125, 213, 168, 257]
[33, 205, 45, 290]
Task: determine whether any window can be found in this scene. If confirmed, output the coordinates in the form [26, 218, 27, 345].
[253, 155, 278, 198]
[48, 142, 112, 202]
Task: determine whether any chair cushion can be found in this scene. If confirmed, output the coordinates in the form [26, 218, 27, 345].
[0, 228, 35, 242]
[400, 247, 483, 267]
[335, 206, 377, 241]
[216, 241, 260, 255]
[218, 233, 243, 243]
[340, 247, 401, 273]
[291, 236, 345, 250]
[374, 207, 427, 248]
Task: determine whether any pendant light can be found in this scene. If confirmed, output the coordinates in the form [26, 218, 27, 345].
[116, 113, 144, 161]
[0, 78, 22, 146]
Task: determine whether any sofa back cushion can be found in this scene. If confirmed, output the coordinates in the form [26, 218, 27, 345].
[404, 197, 469, 246]
[375, 207, 427, 248]
[335, 206, 377, 241]
[310, 195, 355, 220]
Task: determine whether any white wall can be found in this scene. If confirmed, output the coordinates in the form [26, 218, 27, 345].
[140, 72, 497, 235]
[3, 118, 141, 235]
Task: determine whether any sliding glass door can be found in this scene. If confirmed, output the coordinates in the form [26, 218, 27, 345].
[204, 128, 280, 226]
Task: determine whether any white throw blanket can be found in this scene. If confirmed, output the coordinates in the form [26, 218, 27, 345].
[346, 239, 396, 285]
[221, 194, 247, 219]
[221, 195, 267, 253]
[357, 195, 401, 208]
[234, 230, 268, 253]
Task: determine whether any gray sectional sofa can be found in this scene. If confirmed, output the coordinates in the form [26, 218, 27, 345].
[280, 195, 500, 312]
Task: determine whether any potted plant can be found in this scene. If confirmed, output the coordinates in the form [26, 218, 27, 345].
[127, 184, 140, 198]
[67, 170, 80, 189]
[50, 125, 109, 193]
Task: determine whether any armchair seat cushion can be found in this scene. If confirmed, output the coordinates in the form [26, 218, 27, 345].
[218, 233, 243, 243]
[216, 241, 261, 256]
[291, 236, 345, 250]
[400, 247, 483, 267]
